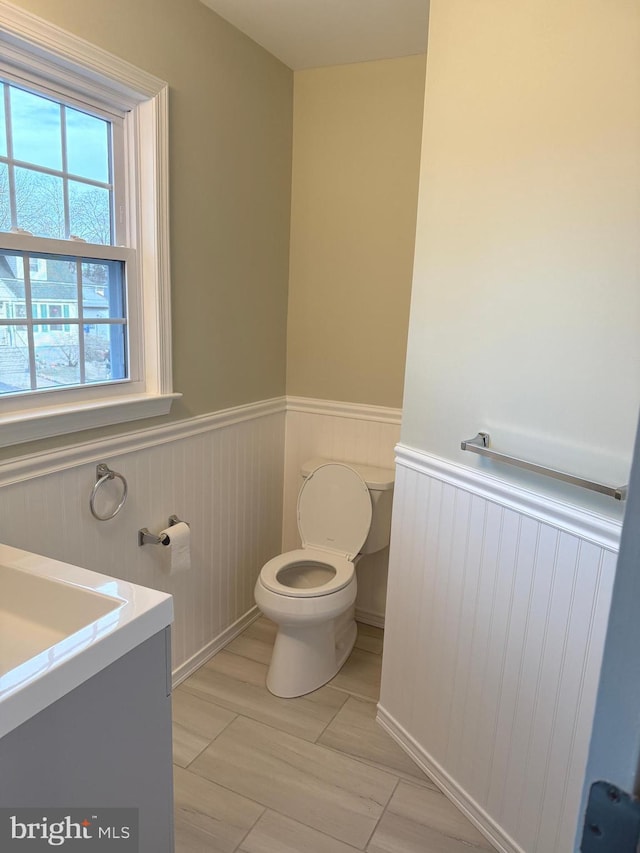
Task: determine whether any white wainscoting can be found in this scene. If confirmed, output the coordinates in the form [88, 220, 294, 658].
[284, 397, 402, 626]
[379, 444, 621, 853]
[0, 399, 286, 678]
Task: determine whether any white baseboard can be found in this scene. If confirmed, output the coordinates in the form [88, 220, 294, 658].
[376, 704, 524, 853]
[172, 606, 260, 688]
[355, 608, 385, 629]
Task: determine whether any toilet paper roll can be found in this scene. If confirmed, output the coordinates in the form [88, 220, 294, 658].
[161, 521, 191, 574]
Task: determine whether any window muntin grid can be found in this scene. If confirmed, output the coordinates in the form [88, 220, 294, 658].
[0, 80, 114, 245]
[0, 249, 128, 394]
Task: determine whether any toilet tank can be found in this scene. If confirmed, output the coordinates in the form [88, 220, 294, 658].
[300, 458, 395, 555]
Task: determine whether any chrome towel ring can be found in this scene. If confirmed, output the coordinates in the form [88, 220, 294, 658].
[90, 462, 128, 521]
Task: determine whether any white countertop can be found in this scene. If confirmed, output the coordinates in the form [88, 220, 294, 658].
[0, 543, 173, 739]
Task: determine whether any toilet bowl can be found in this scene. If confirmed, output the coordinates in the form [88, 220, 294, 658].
[254, 459, 394, 698]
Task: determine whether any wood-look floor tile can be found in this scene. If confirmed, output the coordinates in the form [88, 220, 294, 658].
[174, 811, 230, 853]
[180, 650, 346, 741]
[329, 647, 382, 700]
[240, 810, 362, 853]
[232, 618, 383, 666]
[173, 725, 210, 769]
[223, 633, 273, 666]
[319, 697, 434, 786]
[367, 814, 488, 853]
[354, 623, 384, 656]
[189, 715, 399, 849]
[241, 616, 278, 643]
[367, 781, 494, 853]
[173, 765, 264, 853]
[172, 688, 237, 767]
[200, 649, 271, 684]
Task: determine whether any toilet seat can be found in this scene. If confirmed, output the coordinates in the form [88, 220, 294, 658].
[259, 464, 372, 600]
[297, 463, 372, 560]
[259, 548, 354, 598]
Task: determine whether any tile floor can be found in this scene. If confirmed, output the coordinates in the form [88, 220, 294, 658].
[172, 618, 495, 852]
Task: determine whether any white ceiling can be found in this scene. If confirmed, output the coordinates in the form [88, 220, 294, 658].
[199, 0, 430, 70]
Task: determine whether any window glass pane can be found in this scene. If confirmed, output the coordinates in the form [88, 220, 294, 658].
[48, 305, 63, 332]
[0, 90, 6, 158]
[82, 259, 127, 382]
[84, 324, 126, 383]
[0, 250, 127, 394]
[0, 163, 10, 231]
[0, 325, 31, 393]
[10, 86, 62, 172]
[0, 250, 28, 393]
[27, 254, 78, 319]
[0, 251, 25, 309]
[66, 107, 110, 183]
[69, 181, 111, 245]
[82, 260, 124, 316]
[15, 167, 65, 239]
[10, 86, 62, 169]
[35, 323, 80, 389]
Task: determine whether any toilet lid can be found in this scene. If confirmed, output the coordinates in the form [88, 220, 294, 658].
[297, 463, 372, 560]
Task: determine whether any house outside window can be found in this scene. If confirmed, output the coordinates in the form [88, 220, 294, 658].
[0, 3, 176, 447]
[0, 241, 123, 392]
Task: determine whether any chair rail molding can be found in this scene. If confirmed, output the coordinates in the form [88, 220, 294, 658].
[286, 396, 402, 425]
[0, 397, 286, 488]
[396, 443, 622, 553]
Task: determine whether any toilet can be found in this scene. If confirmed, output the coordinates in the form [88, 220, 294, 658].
[254, 458, 394, 698]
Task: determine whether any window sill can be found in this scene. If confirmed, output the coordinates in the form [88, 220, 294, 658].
[0, 392, 181, 448]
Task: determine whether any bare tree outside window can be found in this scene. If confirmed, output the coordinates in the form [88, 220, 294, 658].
[0, 168, 110, 244]
[0, 165, 10, 232]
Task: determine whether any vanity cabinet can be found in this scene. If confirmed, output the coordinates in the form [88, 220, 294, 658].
[0, 628, 174, 853]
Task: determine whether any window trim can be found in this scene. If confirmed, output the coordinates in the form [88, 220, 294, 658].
[0, 2, 178, 448]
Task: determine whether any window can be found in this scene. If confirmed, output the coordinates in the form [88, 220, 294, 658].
[0, 80, 130, 396]
[0, 3, 176, 447]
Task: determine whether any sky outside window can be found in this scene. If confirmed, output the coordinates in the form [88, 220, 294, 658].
[6, 85, 110, 182]
[1, 81, 113, 244]
[10, 86, 63, 171]
[66, 108, 110, 183]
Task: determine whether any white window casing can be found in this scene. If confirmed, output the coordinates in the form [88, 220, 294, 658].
[0, 1, 179, 447]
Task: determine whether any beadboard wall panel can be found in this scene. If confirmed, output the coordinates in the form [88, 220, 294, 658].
[0, 404, 285, 677]
[283, 398, 402, 625]
[379, 446, 619, 853]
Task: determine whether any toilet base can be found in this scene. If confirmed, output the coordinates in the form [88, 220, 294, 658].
[266, 607, 357, 698]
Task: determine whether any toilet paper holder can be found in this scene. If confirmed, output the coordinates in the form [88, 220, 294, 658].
[138, 514, 188, 547]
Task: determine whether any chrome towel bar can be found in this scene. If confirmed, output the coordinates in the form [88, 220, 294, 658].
[461, 432, 627, 501]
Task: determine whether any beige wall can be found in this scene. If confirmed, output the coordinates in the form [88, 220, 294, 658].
[402, 0, 640, 515]
[5, 0, 292, 456]
[286, 56, 426, 408]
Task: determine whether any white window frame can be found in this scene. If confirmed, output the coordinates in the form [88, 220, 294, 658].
[0, 2, 178, 447]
